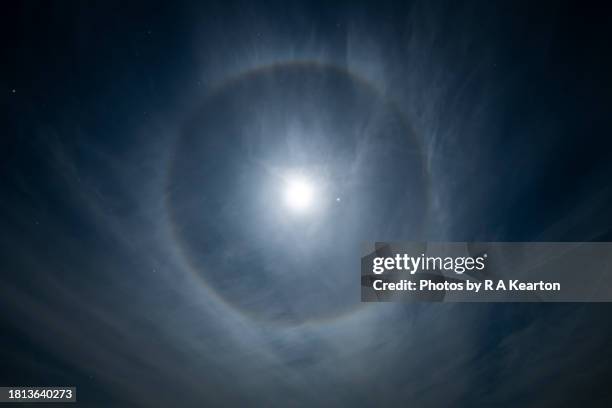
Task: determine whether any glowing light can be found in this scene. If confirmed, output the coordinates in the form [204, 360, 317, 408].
[284, 177, 315, 213]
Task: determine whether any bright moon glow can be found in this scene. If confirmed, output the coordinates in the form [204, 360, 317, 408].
[284, 177, 315, 213]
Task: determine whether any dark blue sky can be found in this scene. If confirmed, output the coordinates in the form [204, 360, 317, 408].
[3, 1, 612, 406]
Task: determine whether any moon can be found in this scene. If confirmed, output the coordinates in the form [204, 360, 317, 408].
[284, 176, 315, 213]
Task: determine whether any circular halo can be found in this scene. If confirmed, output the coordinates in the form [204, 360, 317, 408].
[165, 60, 430, 327]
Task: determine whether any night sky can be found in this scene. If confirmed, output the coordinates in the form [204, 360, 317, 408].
[3, 1, 612, 406]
